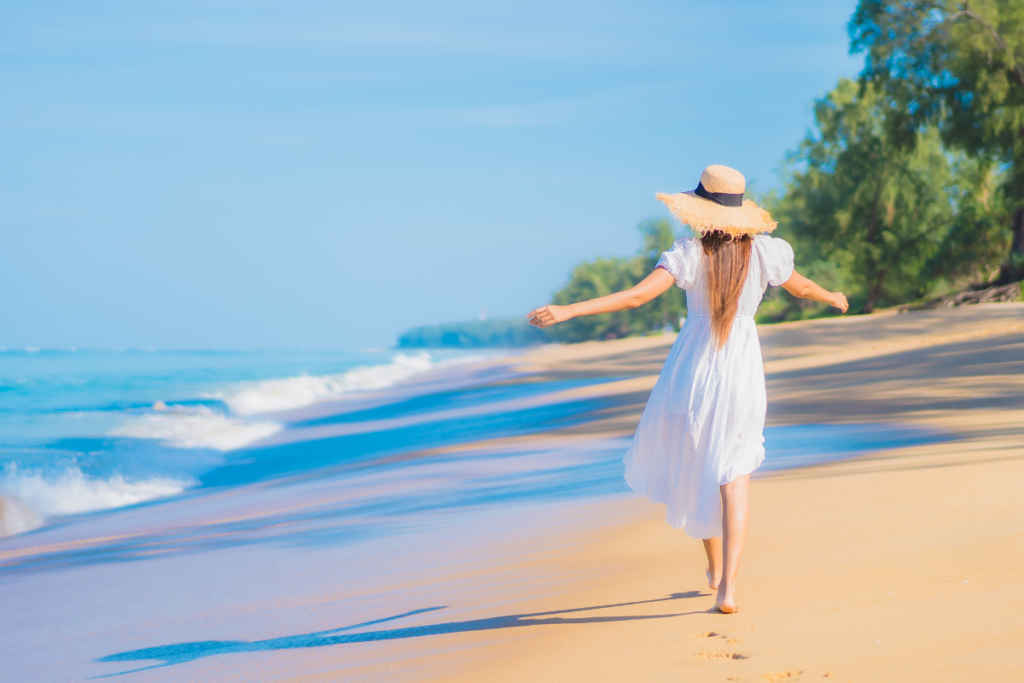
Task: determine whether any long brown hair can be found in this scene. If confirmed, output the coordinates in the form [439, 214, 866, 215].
[700, 231, 752, 349]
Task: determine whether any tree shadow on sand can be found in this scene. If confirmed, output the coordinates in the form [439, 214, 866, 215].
[93, 591, 708, 678]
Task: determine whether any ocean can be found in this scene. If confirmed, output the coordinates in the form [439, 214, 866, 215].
[0, 343, 958, 680]
[0, 346, 949, 542]
[0, 348, 481, 537]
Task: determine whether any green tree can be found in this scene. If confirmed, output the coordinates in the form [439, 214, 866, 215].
[636, 218, 690, 332]
[925, 152, 1010, 281]
[850, 0, 1024, 282]
[548, 219, 688, 342]
[770, 79, 1004, 313]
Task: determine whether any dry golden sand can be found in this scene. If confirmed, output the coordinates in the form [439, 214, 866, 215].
[358, 304, 1024, 683]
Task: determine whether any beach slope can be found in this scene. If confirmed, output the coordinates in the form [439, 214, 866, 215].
[1, 305, 1021, 682]
[432, 304, 1024, 683]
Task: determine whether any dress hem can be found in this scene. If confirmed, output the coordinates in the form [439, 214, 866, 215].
[623, 443, 765, 539]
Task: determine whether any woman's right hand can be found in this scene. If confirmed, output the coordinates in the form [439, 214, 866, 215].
[527, 304, 573, 328]
[831, 292, 849, 313]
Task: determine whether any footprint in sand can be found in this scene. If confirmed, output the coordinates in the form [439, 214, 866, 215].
[694, 649, 746, 659]
[762, 671, 803, 681]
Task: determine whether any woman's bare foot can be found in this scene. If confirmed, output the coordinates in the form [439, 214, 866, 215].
[702, 538, 723, 592]
[715, 585, 738, 613]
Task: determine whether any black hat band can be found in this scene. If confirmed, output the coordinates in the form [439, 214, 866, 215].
[694, 181, 744, 207]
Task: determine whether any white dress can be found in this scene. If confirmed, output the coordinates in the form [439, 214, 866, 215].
[623, 235, 794, 539]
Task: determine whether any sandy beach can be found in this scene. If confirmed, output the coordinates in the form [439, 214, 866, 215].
[433, 304, 1024, 683]
[379, 304, 1024, 682]
[2, 304, 1022, 682]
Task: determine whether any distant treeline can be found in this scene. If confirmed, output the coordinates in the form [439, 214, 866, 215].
[398, 317, 549, 348]
[547, 219, 687, 342]
[397, 220, 687, 348]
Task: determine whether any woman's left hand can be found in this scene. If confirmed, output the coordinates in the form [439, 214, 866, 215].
[527, 305, 572, 328]
[831, 292, 849, 313]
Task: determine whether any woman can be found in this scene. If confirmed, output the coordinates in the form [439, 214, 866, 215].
[528, 165, 848, 614]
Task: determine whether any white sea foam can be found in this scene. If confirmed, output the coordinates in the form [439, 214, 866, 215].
[0, 403, 278, 537]
[0, 352, 484, 538]
[0, 467, 190, 537]
[89, 353, 448, 510]
[110, 405, 282, 451]
[219, 352, 441, 416]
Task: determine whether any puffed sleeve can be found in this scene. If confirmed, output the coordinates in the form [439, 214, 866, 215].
[753, 235, 795, 287]
[655, 237, 701, 290]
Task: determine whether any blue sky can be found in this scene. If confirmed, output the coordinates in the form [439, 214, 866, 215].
[1, 0, 862, 350]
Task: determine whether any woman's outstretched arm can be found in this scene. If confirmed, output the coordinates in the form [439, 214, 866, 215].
[527, 268, 677, 328]
[781, 270, 849, 313]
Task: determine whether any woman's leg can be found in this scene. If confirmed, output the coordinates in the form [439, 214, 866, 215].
[702, 537, 722, 590]
[716, 474, 750, 613]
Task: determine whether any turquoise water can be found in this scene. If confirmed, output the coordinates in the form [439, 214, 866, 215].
[0, 349, 951, 540]
[0, 351, 957, 683]
[0, 348, 483, 535]
[0, 348, 449, 443]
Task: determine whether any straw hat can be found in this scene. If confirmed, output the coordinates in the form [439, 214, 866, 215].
[656, 165, 777, 237]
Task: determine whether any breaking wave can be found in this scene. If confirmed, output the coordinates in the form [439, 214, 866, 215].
[0, 466, 189, 537]
[110, 405, 282, 451]
[0, 351, 484, 537]
[218, 352, 440, 415]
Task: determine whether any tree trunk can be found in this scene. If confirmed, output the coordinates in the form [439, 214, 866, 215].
[998, 205, 1024, 283]
[863, 269, 887, 313]
[862, 185, 885, 312]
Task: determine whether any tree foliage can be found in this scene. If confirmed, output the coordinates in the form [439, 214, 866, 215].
[769, 78, 1007, 315]
[548, 219, 688, 343]
[850, 0, 1024, 281]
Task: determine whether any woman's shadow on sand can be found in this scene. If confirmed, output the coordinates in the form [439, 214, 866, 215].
[93, 591, 708, 678]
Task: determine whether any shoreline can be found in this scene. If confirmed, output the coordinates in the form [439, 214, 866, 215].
[393, 303, 1024, 682]
[430, 303, 1024, 682]
[1, 304, 1021, 681]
